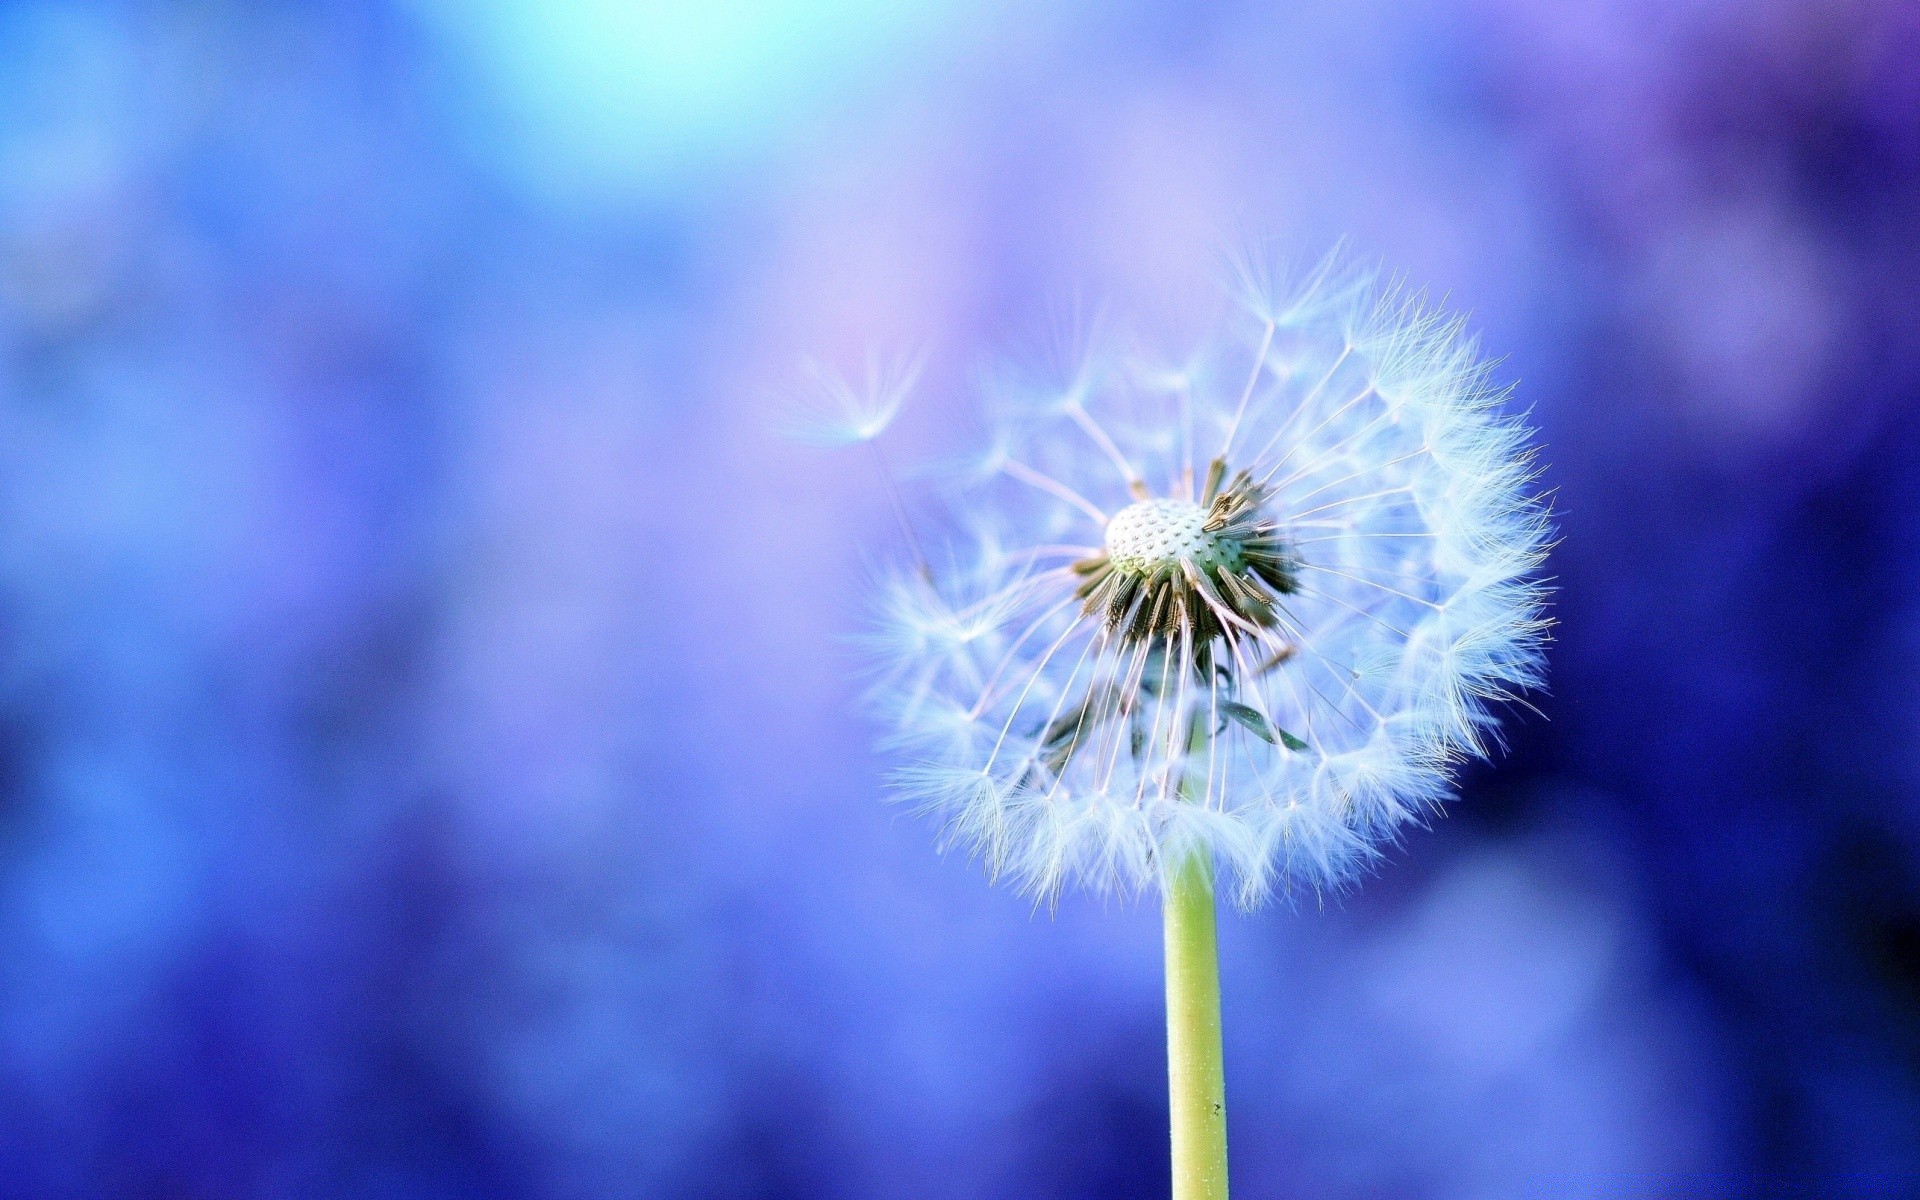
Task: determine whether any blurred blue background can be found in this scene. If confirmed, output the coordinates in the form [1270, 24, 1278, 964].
[2, 1, 1918, 1196]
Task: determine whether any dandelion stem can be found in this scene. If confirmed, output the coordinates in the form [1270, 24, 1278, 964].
[1164, 848, 1229, 1200]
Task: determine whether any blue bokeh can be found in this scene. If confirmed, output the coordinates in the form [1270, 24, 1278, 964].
[2, 1, 1918, 1196]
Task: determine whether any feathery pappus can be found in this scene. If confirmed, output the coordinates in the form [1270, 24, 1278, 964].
[812, 253, 1553, 908]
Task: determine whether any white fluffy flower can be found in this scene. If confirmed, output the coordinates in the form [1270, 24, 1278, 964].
[863, 255, 1552, 907]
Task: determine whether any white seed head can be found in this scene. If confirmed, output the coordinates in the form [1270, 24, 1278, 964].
[1104, 499, 1242, 575]
[860, 251, 1554, 908]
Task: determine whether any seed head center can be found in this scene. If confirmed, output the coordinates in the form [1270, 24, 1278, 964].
[1104, 498, 1240, 576]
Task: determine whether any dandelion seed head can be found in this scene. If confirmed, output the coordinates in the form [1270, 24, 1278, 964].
[839, 251, 1553, 908]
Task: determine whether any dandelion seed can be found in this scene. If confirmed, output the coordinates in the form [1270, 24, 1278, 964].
[780, 349, 925, 447]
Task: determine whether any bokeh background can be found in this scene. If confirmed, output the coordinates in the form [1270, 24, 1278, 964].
[3, 1, 1919, 1196]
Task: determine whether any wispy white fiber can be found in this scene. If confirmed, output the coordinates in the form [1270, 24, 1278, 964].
[853, 252, 1553, 908]
[781, 349, 925, 448]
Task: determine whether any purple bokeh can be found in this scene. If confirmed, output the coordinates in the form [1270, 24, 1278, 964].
[2, 1, 1918, 1196]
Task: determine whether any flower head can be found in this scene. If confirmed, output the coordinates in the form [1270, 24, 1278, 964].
[861, 254, 1551, 907]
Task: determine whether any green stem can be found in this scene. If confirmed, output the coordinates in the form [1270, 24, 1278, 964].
[1164, 848, 1229, 1200]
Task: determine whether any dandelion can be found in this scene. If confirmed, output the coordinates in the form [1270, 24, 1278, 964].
[810, 251, 1551, 1200]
